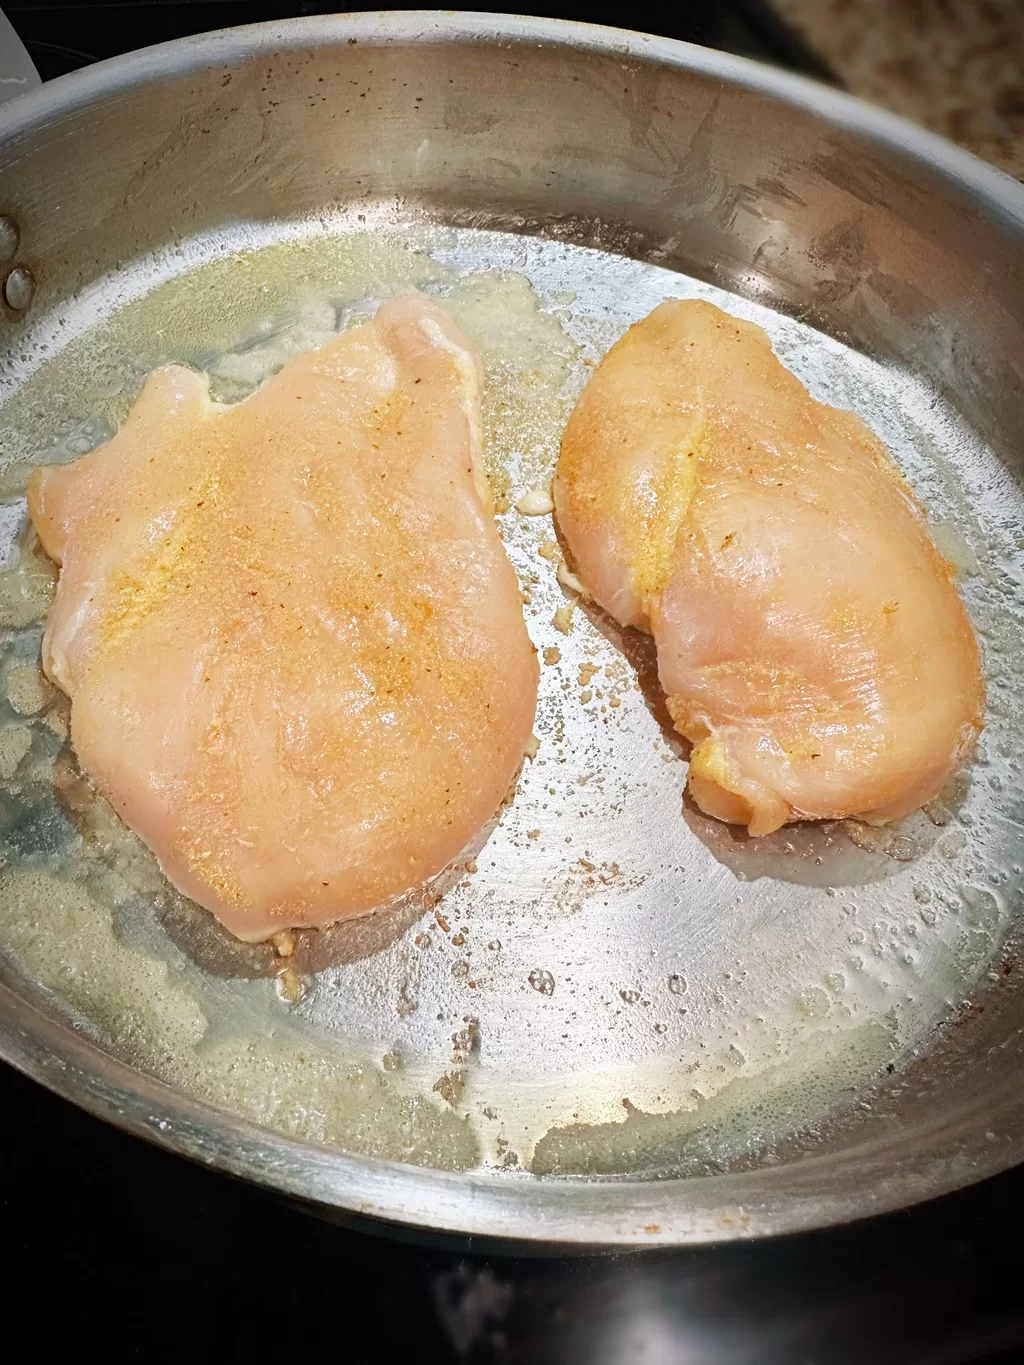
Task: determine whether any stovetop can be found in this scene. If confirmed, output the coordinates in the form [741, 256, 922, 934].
[2, 5, 1022, 1361]
[3, 0, 838, 81]
[6, 1060, 1024, 1363]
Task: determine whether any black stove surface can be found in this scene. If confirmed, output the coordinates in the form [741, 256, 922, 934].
[2, 5, 1022, 1361]
[4, 0, 838, 81]
[6, 1063, 1024, 1363]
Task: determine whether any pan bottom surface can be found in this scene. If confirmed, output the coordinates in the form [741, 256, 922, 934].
[0, 211, 1020, 1197]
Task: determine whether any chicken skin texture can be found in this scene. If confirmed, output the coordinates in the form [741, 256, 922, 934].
[29, 297, 538, 941]
[554, 299, 983, 836]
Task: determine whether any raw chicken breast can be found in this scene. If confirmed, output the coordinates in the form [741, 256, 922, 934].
[554, 299, 983, 836]
[29, 297, 538, 941]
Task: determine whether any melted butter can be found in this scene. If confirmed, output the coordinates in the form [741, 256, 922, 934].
[0, 228, 574, 1169]
[0, 223, 1016, 1186]
[0, 526, 57, 628]
[6, 661, 53, 716]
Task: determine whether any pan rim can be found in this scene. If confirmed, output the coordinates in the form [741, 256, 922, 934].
[1, 9, 1022, 222]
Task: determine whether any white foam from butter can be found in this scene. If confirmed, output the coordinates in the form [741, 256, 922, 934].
[0, 221, 1018, 1180]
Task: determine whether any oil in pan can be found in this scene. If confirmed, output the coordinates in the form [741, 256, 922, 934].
[0, 214, 1019, 1179]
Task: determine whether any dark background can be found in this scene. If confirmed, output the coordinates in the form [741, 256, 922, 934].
[7, 1063, 1024, 1363]
[4, 0, 839, 81]
[2, 4, 1023, 1361]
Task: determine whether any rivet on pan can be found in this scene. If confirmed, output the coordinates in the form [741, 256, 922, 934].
[4, 265, 34, 312]
[0, 215, 18, 263]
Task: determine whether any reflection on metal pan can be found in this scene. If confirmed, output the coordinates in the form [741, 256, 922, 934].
[0, 13, 1021, 1245]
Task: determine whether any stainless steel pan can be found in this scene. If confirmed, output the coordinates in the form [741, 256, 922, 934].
[0, 12, 1022, 1246]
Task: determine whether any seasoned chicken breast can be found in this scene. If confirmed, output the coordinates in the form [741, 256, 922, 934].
[30, 297, 538, 941]
[554, 299, 983, 836]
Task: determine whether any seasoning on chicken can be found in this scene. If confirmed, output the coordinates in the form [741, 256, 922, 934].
[30, 297, 538, 941]
[554, 299, 983, 836]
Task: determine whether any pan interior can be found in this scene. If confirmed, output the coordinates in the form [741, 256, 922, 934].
[0, 213, 1020, 1181]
